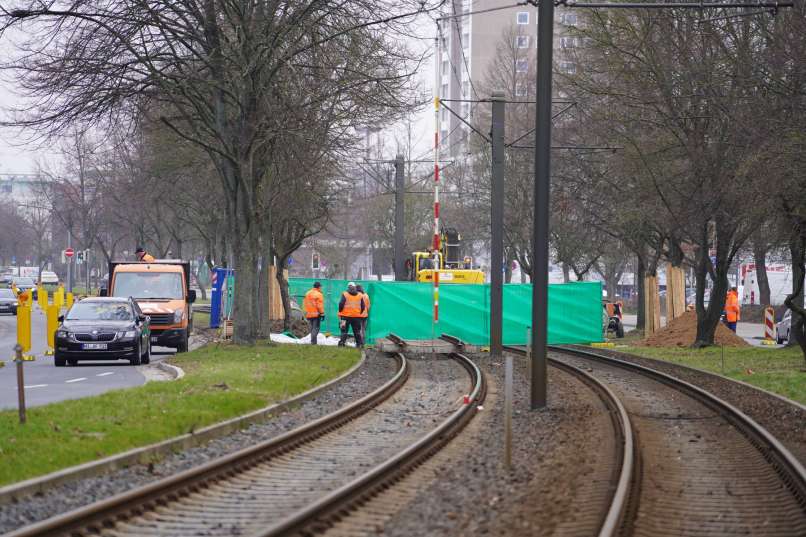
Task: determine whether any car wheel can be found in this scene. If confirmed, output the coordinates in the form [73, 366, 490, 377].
[177, 333, 189, 353]
[615, 320, 625, 338]
[777, 332, 784, 344]
[54, 353, 66, 367]
[130, 343, 142, 366]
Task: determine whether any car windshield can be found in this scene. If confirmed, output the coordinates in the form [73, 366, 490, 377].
[13, 278, 34, 285]
[113, 272, 184, 299]
[67, 302, 133, 321]
[0, 289, 14, 298]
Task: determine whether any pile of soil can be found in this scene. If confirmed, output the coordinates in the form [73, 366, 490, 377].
[642, 310, 749, 348]
[269, 318, 310, 338]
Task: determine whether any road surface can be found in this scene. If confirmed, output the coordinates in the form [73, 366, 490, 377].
[0, 309, 175, 410]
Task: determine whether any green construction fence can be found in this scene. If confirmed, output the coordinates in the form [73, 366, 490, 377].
[288, 278, 603, 345]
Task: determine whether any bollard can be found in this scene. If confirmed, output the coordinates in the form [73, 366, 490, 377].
[504, 354, 513, 470]
[14, 344, 26, 424]
[16, 294, 33, 361]
[66, 292, 74, 310]
[54, 287, 64, 310]
[37, 285, 46, 310]
[46, 303, 59, 356]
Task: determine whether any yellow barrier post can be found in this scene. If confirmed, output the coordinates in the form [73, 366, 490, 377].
[15, 293, 34, 361]
[37, 285, 46, 310]
[46, 303, 58, 356]
[66, 292, 74, 310]
[54, 287, 64, 310]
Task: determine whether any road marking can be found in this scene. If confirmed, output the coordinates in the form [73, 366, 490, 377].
[96, 372, 114, 377]
[25, 384, 47, 389]
[65, 377, 87, 383]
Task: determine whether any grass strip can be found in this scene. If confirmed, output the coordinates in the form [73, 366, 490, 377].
[0, 343, 359, 486]
[614, 344, 806, 404]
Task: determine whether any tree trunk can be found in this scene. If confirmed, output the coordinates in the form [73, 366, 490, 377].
[636, 255, 646, 331]
[786, 231, 805, 355]
[276, 259, 293, 331]
[643, 274, 661, 336]
[562, 263, 570, 283]
[753, 242, 772, 306]
[693, 244, 731, 348]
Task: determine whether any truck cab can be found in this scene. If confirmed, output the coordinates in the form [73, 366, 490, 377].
[102, 260, 195, 352]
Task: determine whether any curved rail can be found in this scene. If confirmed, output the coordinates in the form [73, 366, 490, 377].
[551, 345, 806, 510]
[257, 341, 486, 536]
[504, 345, 634, 537]
[6, 354, 410, 537]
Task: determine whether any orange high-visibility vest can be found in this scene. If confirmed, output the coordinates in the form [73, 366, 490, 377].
[725, 291, 740, 322]
[359, 292, 370, 318]
[303, 288, 324, 319]
[340, 292, 364, 318]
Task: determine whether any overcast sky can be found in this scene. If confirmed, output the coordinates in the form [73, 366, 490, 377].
[0, 13, 436, 176]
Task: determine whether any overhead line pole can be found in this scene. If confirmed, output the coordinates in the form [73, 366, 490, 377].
[490, 92, 506, 359]
[394, 154, 406, 281]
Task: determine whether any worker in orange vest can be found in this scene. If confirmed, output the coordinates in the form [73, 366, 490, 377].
[338, 282, 365, 348]
[135, 247, 156, 263]
[303, 281, 325, 345]
[355, 284, 370, 342]
[724, 287, 740, 332]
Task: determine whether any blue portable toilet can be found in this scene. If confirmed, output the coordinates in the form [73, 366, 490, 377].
[210, 267, 235, 328]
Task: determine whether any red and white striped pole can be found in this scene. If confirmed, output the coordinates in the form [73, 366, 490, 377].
[764, 306, 775, 341]
[433, 23, 441, 324]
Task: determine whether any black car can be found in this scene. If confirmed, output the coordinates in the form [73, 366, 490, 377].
[0, 288, 18, 315]
[55, 297, 151, 366]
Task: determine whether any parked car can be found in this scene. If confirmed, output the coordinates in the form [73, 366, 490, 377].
[0, 288, 18, 315]
[40, 271, 59, 285]
[11, 276, 37, 299]
[777, 309, 792, 345]
[55, 297, 151, 366]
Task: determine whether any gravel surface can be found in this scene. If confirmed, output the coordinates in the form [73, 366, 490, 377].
[380, 354, 618, 537]
[0, 352, 398, 534]
[567, 345, 806, 464]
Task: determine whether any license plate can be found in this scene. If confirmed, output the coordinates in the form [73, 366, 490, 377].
[83, 343, 107, 350]
[151, 336, 158, 343]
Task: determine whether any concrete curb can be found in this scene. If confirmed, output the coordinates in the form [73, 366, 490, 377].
[0, 351, 367, 504]
[156, 361, 185, 380]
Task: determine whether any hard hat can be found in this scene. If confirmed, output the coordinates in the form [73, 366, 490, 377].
[347, 281, 356, 288]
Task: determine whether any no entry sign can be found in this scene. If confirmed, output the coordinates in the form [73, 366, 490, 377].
[65, 248, 74, 258]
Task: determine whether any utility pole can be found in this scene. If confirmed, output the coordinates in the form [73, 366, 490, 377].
[490, 92, 505, 359]
[394, 154, 406, 281]
[67, 229, 73, 293]
[531, 0, 554, 410]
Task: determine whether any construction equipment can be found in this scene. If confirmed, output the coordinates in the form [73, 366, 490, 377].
[603, 300, 625, 338]
[409, 228, 485, 284]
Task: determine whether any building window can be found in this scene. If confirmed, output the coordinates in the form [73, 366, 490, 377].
[516, 36, 530, 48]
[560, 13, 578, 26]
[517, 12, 529, 24]
[442, 60, 448, 75]
[441, 83, 448, 97]
[560, 37, 577, 48]
[0, 184, 11, 193]
[516, 59, 529, 73]
[515, 83, 527, 97]
[560, 61, 576, 74]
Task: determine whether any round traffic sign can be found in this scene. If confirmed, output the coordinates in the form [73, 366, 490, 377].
[65, 247, 75, 258]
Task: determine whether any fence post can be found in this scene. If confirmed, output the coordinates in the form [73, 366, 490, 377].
[14, 344, 26, 424]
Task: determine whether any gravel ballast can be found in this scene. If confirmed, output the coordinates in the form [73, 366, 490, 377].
[0, 353, 399, 534]
[568, 345, 806, 464]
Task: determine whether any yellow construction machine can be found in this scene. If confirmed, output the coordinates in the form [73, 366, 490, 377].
[409, 228, 485, 284]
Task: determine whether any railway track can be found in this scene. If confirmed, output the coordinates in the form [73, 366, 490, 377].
[506, 344, 806, 537]
[6, 342, 485, 537]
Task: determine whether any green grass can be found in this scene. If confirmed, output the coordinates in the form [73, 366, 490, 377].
[613, 344, 806, 404]
[0, 343, 359, 486]
[193, 311, 210, 328]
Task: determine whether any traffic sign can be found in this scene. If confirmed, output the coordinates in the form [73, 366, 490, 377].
[65, 248, 74, 258]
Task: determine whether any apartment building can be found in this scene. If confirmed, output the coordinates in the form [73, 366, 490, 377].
[437, 0, 579, 156]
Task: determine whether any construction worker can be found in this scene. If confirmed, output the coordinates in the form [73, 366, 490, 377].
[724, 287, 740, 332]
[338, 282, 365, 348]
[356, 284, 370, 342]
[303, 281, 325, 345]
[135, 247, 156, 263]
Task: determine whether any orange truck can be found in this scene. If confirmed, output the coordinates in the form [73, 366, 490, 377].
[101, 260, 196, 352]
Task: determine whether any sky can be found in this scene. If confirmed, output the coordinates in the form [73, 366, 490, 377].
[0, 11, 437, 176]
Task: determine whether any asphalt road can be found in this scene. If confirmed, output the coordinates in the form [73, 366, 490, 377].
[0, 309, 176, 410]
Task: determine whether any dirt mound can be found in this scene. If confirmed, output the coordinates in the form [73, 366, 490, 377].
[642, 310, 749, 348]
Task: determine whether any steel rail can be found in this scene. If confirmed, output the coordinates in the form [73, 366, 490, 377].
[549, 345, 806, 509]
[504, 345, 634, 537]
[257, 341, 486, 536]
[5, 354, 410, 537]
